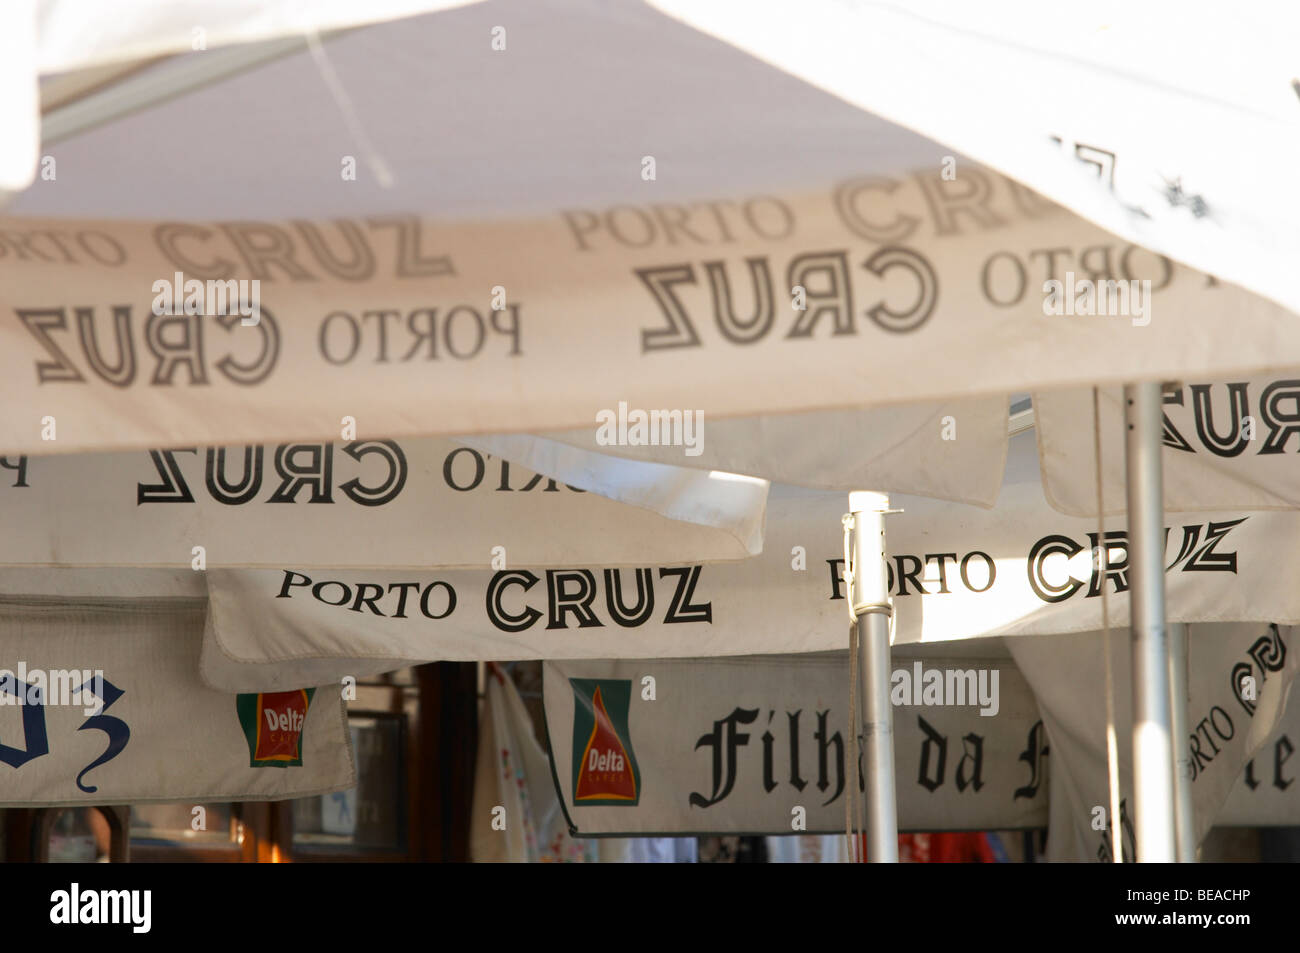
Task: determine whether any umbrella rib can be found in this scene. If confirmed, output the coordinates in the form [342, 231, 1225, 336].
[40, 30, 355, 148]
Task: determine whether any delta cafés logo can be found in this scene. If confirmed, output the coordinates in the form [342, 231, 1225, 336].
[236, 689, 314, 767]
[570, 679, 640, 806]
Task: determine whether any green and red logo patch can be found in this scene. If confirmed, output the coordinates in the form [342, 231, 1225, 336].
[570, 679, 639, 805]
[237, 689, 314, 768]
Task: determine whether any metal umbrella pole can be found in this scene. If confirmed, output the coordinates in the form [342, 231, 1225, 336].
[1123, 382, 1177, 862]
[1168, 622, 1197, 862]
[850, 490, 898, 862]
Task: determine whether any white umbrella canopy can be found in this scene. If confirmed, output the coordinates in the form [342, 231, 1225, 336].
[0, 434, 770, 567]
[1036, 371, 1300, 515]
[1220, 692, 1300, 827]
[470, 398, 1012, 506]
[0, 1, 38, 193]
[0, 569, 354, 806]
[3, 1, 1292, 855]
[194, 433, 1300, 690]
[186, 430, 1300, 861]
[1, 0, 1295, 474]
[34, 0, 472, 74]
[542, 644, 1049, 838]
[466, 364, 1300, 522]
[541, 625, 1296, 860]
[1009, 622, 1297, 862]
[0, 423, 772, 810]
[5, 0, 476, 193]
[650, 0, 1300, 320]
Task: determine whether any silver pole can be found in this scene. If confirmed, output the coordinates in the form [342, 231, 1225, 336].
[850, 490, 897, 863]
[1124, 382, 1176, 862]
[1168, 622, 1196, 861]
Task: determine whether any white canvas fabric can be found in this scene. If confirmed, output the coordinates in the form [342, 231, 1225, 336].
[35, 0, 472, 73]
[198, 434, 1300, 689]
[447, 435, 767, 552]
[0, 567, 203, 599]
[1036, 375, 1300, 516]
[1217, 688, 1300, 827]
[0, 597, 354, 805]
[1009, 623, 1296, 862]
[3, 2, 1295, 463]
[0, 186, 1289, 460]
[487, 398, 1010, 506]
[542, 651, 1047, 837]
[0, 0, 38, 194]
[650, 1, 1300, 321]
[0, 436, 767, 567]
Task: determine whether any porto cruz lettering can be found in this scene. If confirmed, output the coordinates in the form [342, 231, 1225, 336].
[1164, 379, 1300, 456]
[823, 517, 1245, 607]
[18, 305, 280, 387]
[137, 441, 407, 506]
[637, 246, 937, 351]
[488, 566, 711, 632]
